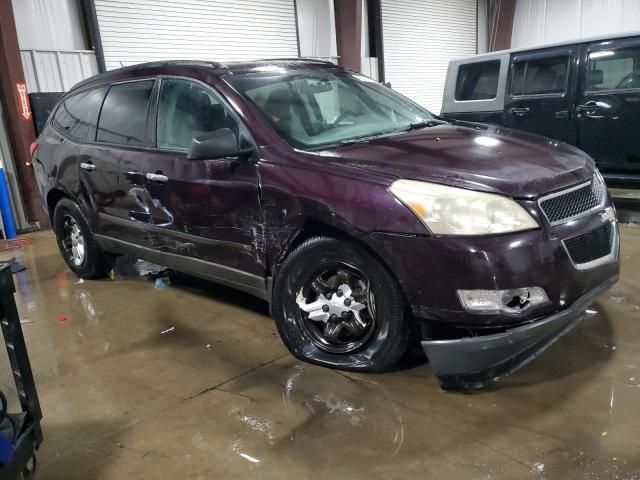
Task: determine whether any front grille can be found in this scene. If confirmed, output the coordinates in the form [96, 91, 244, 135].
[539, 175, 605, 224]
[564, 222, 615, 267]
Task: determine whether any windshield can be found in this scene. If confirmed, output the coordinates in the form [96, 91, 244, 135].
[225, 68, 435, 149]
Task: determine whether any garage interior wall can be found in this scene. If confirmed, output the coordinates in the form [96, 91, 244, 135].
[381, 0, 477, 113]
[512, 0, 640, 48]
[94, 0, 299, 70]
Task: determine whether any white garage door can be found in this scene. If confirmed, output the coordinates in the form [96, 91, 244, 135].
[381, 0, 477, 113]
[94, 0, 299, 70]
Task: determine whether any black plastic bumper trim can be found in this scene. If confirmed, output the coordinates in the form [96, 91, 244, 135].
[422, 275, 619, 391]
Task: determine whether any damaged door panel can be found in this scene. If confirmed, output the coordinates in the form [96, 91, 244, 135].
[86, 79, 156, 246]
[143, 77, 265, 275]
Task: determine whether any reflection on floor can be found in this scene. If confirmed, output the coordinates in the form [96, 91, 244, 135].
[1, 225, 640, 479]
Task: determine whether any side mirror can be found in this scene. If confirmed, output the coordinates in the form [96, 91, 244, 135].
[187, 128, 253, 160]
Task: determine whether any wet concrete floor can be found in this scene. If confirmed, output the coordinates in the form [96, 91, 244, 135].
[1, 225, 640, 479]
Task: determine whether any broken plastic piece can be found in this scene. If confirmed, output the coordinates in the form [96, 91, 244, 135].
[57, 315, 67, 323]
[155, 277, 170, 289]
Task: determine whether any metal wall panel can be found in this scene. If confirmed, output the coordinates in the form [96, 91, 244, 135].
[20, 50, 99, 93]
[94, 0, 300, 70]
[381, 0, 477, 113]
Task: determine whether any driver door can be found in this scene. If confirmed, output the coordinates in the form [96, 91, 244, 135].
[142, 77, 265, 277]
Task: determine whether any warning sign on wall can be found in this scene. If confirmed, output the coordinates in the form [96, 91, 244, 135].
[16, 83, 31, 121]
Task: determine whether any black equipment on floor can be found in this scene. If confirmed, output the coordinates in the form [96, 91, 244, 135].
[0, 263, 42, 479]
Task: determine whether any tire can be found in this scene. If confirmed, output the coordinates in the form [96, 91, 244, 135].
[53, 198, 114, 279]
[272, 236, 410, 373]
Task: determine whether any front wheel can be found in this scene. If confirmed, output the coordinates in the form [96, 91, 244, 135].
[53, 198, 114, 279]
[272, 236, 410, 372]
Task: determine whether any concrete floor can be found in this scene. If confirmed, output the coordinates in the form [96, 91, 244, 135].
[1, 225, 640, 480]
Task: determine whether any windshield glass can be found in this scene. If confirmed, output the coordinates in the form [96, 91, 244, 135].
[225, 68, 434, 149]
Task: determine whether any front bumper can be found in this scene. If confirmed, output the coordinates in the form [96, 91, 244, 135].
[422, 274, 618, 390]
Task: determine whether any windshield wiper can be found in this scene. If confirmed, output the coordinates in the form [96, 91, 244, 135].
[403, 119, 445, 132]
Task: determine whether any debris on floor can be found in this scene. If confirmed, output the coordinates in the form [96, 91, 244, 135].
[155, 277, 171, 289]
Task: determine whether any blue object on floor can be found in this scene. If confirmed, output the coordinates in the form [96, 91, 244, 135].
[0, 433, 13, 464]
[0, 168, 16, 239]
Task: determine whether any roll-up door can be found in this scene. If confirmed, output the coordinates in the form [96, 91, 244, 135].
[381, 0, 477, 113]
[94, 0, 300, 70]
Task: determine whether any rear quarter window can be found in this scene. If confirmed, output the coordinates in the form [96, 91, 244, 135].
[455, 61, 500, 101]
[51, 88, 106, 141]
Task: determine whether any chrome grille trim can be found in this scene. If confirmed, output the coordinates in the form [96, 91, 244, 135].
[538, 174, 606, 226]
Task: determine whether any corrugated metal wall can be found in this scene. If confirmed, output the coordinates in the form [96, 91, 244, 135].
[381, 0, 477, 113]
[94, 0, 300, 70]
[20, 50, 99, 93]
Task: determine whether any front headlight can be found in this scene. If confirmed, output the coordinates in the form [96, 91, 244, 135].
[389, 179, 539, 235]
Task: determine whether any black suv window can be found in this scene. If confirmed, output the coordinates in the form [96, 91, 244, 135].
[586, 47, 640, 91]
[52, 88, 106, 141]
[156, 78, 239, 151]
[511, 56, 568, 96]
[455, 61, 500, 101]
[96, 80, 154, 146]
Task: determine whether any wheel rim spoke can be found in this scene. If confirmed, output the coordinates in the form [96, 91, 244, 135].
[295, 263, 376, 354]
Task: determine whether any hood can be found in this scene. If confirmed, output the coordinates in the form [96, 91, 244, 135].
[319, 124, 594, 198]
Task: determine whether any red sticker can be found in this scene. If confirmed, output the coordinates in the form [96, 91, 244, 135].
[16, 83, 31, 121]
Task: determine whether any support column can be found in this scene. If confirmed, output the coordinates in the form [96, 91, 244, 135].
[0, 0, 48, 228]
[334, 0, 362, 73]
[488, 0, 517, 51]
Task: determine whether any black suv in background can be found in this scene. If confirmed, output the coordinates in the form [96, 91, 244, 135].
[440, 32, 640, 188]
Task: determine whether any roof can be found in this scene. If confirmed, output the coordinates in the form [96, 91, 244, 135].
[71, 58, 339, 91]
[453, 30, 640, 62]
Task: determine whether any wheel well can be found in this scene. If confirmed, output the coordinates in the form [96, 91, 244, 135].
[46, 189, 67, 222]
[275, 221, 402, 292]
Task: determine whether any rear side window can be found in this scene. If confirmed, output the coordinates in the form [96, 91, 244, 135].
[586, 47, 640, 91]
[96, 80, 154, 146]
[511, 56, 569, 96]
[455, 61, 500, 101]
[52, 88, 106, 141]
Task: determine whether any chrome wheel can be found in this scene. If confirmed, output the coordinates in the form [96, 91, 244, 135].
[295, 263, 376, 354]
[61, 215, 86, 267]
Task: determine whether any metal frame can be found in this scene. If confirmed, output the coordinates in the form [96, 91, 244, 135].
[0, 263, 43, 478]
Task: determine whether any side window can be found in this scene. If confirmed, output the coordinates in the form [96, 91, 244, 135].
[96, 80, 154, 146]
[156, 78, 239, 151]
[586, 47, 640, 91]
[455, 61, 500, 101]
[52, 88, 106, 141]
[511, 56, 568, 96]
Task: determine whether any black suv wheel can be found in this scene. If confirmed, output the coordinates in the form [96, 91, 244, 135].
[272, 236, 410, 372]
[52, 198, 114, 279]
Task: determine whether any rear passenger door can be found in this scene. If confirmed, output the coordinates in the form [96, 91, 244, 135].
[86, 79, 156, 246]
[575, 38, 640, 177]
[505, 48, 576, 142]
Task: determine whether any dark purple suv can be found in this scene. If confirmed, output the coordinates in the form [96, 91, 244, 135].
[32, 59, 619, 390]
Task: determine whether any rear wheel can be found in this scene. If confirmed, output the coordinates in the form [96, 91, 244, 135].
[272, 236, 410, 372]
[53, 198, 114, 279]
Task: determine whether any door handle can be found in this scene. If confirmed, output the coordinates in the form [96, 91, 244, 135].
[146, 172, 169, 183]
[555, 110, 569, 120]
[510, 107, 530, 117]
[575, 102, 601, 113]
[80, 162, 95, 171]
